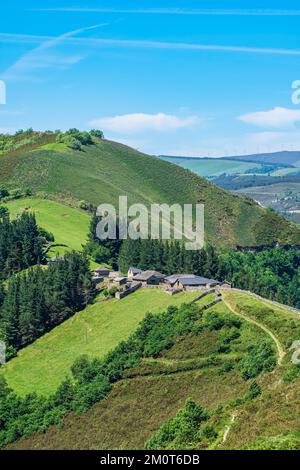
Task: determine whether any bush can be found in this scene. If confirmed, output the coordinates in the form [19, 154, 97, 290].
[245, 381, 262, 400]
[283, 364, 300, 384]
[0, 186, 9, 199]
[219, 359, 235, 374]
[200, 424, 218, 440]
[90, 129, 104, 139]
[146, 398, 210, 450]
[240, 341, 276, 380]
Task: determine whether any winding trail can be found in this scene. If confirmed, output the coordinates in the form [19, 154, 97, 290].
[221, 293, 285, 365]
[222, 413, 237, 444]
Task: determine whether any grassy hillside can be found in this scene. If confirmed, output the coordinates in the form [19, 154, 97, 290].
[1, 132, 299, 247]
[1, 289, 199, 396]
[9, 290, 299, 451]
[5, 198, 91, 256]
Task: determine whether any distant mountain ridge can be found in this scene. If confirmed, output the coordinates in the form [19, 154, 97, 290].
[224, 150, 300, 166]
[160, 151, 300, 166]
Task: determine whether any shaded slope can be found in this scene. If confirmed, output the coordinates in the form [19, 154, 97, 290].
[8, 291, 296, 451]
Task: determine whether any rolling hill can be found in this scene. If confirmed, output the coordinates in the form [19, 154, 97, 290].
[226, 150, 300, 166]
[160, 156, 264, 178]
[1, 131, 300, 247]
[5, 198, 91, 256]
[1, 289, 199, 396]
[7, 289, 300, 451]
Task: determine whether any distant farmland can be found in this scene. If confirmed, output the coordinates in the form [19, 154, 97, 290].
[160, 157, 263, 178]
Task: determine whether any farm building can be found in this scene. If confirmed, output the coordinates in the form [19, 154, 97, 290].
[127, 267, 143, 279]
[94, 266, 112, 277]
[133, 270, 166, 285]
[165, 274, 221, 290]
[113, 277, 128, 286]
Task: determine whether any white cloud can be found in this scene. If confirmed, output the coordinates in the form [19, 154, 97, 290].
[238, 107, 300, 128]
[1, 33, 300, 57]
[89, 113, 201, 134]
[2, 24, 107, 81]
[33, 8, 300, 16]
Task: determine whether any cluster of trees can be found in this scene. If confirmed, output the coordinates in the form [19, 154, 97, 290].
[118, 239, 300, 308]
[0, 186, 33, 203]
[118, 239, 219, 277]
[217, 249, 300, 308]
[56, 128, 104, 151]
[0, 212, 52, 280]
[244, 164, 285, 175]
[85, 212, 122, 269]
[0, 252, 95, 356]
[213, 173, 300, 190]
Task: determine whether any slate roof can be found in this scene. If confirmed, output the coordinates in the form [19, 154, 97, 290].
[133, 270, 166, 281]
[178, 276, 220, 286]
[165, 274, 196, 284]
[129, 267, 143, 274]
[95, 266, 111, 273]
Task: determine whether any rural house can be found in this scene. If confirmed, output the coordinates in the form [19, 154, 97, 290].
[127, 267, 143, 279]
[165, 274, 220, 291]
[113, 276, 128, 286]
[133, 270, 166, 285]
[94, 266, 112, 277]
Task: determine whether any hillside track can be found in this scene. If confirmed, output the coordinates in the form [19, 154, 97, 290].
[221, 292, 285, 365]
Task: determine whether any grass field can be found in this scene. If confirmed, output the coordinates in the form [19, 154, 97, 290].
[160, 157, 263, 178]
[1, 289, 200, 396]
[5, 198, 91, 256]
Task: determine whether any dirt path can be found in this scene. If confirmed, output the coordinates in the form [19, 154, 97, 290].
[222, 294, 285, 365]
[222, 413, 237, 444]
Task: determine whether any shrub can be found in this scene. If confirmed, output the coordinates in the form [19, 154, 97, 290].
[240, 341, 276, 380]
[219, 359, 235, 374]
[283, 364, 300, 384]
[146, 398, 210, 450]
[245, 381, 262, 400]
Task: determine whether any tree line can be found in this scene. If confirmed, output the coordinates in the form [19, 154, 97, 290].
[118, 239, 300, 308]
[0, 212, 52, 280]
[0, 252, 95, 358]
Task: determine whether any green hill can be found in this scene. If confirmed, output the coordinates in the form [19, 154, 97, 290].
[1, 131, 299, 247]
[8, 290, 300, 450]
[1, 289, 199, 396]
[5, 198, 91, 256]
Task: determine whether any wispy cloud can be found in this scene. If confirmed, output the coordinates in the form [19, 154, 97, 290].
[238, 107, 300, 128]
[1, 33, 300, 57]
[33, 8, 300, 16]
[1, 24, 107, 81]
[89, 113, 201, 134]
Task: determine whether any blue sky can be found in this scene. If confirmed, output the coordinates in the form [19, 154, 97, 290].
[1, 0, 300, 156]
